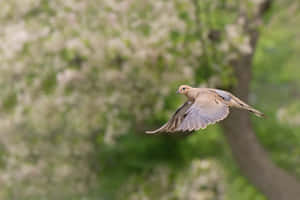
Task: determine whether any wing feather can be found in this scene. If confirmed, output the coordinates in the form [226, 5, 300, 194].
[145, 101, 193, 134]
[146, 91, 230, 134]
[175, 92, 229, 132]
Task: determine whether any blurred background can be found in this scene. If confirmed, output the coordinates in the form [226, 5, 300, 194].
[0, 0, 299, 199]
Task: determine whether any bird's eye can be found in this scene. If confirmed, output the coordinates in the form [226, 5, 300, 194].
[182, 87, 186, 90]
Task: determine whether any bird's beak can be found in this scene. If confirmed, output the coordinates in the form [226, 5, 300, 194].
[176, 90, 179, 94]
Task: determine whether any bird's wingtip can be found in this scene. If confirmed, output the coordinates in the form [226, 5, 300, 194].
[145, 130, 156, 134]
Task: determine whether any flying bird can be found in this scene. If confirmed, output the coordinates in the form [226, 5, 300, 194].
[146, 85, 264, 134]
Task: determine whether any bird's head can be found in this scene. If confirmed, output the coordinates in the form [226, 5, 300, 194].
[177, 85, 192, 94]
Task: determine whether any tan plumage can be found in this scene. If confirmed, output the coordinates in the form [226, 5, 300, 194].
[146, 85, 264, 134]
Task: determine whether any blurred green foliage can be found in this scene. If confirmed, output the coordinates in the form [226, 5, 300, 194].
[0, 0, 299, 200]
[96, 1, 300, 199]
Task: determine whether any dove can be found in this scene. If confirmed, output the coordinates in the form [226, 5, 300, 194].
[146, 85, 264, 134]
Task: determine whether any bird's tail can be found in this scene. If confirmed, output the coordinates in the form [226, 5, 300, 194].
[229, 95, 265, 117]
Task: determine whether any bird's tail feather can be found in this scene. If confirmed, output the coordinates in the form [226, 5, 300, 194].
[229, 96, 265, 118]
[245, 106, 265, 117]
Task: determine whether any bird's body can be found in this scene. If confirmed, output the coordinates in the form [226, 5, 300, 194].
[146, 85, 264, 134]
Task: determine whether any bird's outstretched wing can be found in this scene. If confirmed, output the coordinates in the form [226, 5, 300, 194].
[146, 92, 229, 134]
[145, 101, 194, 134]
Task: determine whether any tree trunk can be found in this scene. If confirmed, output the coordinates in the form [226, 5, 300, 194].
[221, 1, 300, 199]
